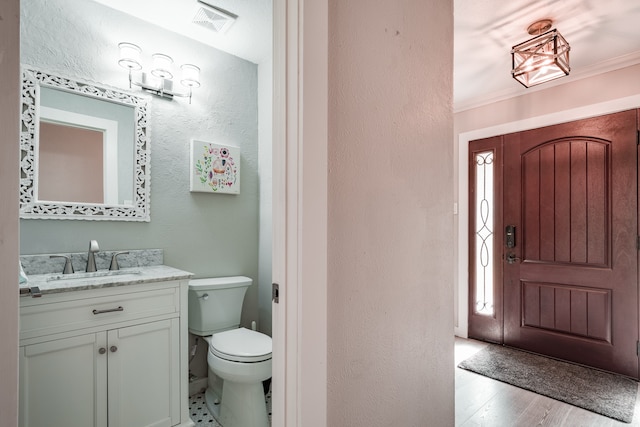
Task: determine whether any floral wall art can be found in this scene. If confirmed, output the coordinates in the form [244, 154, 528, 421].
[190, 140, 240, 194]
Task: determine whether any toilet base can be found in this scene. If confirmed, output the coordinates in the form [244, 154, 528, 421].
[204, 382, 269, 427]
[204, 387, 222, 422]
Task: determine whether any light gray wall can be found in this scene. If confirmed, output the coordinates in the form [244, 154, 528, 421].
[19, 0, 261, 327]
[0, 0, 20, 425]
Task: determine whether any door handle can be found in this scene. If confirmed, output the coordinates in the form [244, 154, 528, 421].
[506, 253, 521, 264]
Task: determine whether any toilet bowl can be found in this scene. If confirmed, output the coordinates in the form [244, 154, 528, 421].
[188, 277, 272, 427]
[205, 328, 272, 427]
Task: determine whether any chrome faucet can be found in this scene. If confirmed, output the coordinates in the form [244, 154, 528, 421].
[50, 254, 74, 274]
[86, 240, 99, 272]
[109, 251, 129, 271]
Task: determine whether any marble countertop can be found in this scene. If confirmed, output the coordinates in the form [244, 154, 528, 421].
[20, 265, 193, 296]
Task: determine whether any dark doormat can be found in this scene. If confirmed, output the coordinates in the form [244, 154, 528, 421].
[458, 344, 638, 423]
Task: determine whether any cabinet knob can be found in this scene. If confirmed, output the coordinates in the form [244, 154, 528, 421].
[99, 347, 107, 355]
[110, 346, 118, 353]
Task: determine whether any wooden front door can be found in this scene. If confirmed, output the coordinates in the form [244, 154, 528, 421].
[469, 110, 640, 378]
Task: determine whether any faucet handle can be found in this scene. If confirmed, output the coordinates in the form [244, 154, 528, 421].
[109, 251, 129, 271]
[50, 255, 74, 274]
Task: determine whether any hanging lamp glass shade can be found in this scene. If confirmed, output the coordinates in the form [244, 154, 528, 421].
[151, 53, 174, 80]
[511, 28, 570, 88]
[118, 42, 142, 70]
[180, 64, 201, 88]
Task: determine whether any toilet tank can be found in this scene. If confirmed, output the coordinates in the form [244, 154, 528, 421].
[188, 276, 252, 336]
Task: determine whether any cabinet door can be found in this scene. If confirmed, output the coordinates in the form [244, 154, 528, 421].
[108, 318, 180, 427]
[19, 332, 108, 427]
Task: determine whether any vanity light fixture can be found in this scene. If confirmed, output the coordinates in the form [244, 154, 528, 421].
[511, 19, 570, 88]
[117, 42, 201, 104]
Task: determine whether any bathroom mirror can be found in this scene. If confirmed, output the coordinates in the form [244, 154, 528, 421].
[20, 67, 150, 221]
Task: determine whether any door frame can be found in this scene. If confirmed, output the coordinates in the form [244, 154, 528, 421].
[0, 0, 20, 425]
[271, 0, 328, 426]
[456, 95, 640, 339]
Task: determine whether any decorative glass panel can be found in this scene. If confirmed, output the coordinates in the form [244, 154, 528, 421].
[474, 151, 494, 315]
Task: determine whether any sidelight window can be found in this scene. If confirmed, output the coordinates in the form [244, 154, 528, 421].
[474, 151, 494, 316]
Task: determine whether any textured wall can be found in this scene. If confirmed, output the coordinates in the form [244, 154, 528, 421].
[19, 0, 262, 327]
[0, 1, 20, 425]
[327, 0, 455, 425]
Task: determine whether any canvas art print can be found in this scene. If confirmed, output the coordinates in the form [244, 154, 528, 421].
[190, 140, 240, 194]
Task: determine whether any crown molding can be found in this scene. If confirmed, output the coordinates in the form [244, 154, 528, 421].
[454, 50, 640, 113]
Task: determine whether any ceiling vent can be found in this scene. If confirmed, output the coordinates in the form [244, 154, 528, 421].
[194, 1, 238, 34]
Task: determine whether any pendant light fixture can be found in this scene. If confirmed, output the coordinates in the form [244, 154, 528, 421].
[511, 19, 570, 88]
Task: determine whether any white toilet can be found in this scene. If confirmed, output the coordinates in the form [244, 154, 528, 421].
[188, 276, 272, 427]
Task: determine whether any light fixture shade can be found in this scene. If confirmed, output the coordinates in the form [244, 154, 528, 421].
[511, 29, 570, 88]
[180, 64, 201, 88]
[151, 53, 174, 79]
[118, 42, 142, 70]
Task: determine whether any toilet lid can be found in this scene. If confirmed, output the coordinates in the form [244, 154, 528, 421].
[210, 328, 272, 363]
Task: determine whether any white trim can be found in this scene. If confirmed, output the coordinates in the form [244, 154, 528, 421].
[297, 0, 328, 423]
[455, 94, 640, 339]
[271, 0, 288, 423]
[271, 0, 286, 427]
[0, 1, 20, 424]
[271, 0, 328, 425]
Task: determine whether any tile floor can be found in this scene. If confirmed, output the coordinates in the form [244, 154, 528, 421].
[189, 390, 272, 427]
[189, 392, 221, 426]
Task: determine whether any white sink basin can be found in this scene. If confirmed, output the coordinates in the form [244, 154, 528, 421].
[46, 269, 141, 282]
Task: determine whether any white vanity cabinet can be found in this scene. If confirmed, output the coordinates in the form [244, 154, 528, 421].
[20, 332, 107, 427]
[19, 276, 193, 427]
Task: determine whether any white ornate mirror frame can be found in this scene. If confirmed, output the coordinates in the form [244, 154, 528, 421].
[20, 67, 150, 221]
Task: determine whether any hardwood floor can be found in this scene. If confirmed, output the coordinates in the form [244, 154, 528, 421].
[455, 337, 640, 426]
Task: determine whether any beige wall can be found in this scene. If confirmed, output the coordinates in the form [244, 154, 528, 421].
[0, 0, 20, 425]
[38, 123, 104, 204]
[454, 63, 640, 336]
[328, 0, 455, 425]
